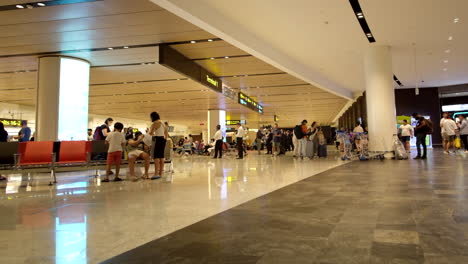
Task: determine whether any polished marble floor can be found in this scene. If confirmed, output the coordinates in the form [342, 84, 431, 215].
[100, 150, 468, 264]
[0, 151, 347, 264]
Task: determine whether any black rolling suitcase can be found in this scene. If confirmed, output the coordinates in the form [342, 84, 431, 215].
[318, 144, 327, 158]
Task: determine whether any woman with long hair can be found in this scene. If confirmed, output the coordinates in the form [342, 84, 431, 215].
[149, 112, 168, 180]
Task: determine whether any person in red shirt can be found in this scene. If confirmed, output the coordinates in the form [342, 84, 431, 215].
[294, 120, 308, 159]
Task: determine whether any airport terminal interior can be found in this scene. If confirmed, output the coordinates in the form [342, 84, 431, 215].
[0, 0, 468, 263]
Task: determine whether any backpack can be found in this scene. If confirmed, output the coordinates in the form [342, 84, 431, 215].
[425, 119, 434, 134]
[93, 126, 104, 140]
[294, 125, 304, 139]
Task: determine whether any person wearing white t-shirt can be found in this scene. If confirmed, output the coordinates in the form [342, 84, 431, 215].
[398, 119, 414, 152]
[213, 125, 223, 159]
[104, 122, 126, 182]
[441, 112, 458, 154]
[441, 115, 458, 154]
[236, 123, 245, 159]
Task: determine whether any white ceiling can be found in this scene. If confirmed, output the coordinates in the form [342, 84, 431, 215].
[0, 0, 347, 129]
[153, 0, 468, 94]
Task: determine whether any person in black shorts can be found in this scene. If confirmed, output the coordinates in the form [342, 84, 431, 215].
[149, 112, 168, 180]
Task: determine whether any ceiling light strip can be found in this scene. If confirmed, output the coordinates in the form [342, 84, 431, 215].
[90, 78, 185, 86]
[219, 72, 286, 78]
[0, 38, 222, 59]
[3, 0, 101, 12]
[348, 0, 376, 43]
[393, 75, 404, 87]
[191, 55, 252, 61]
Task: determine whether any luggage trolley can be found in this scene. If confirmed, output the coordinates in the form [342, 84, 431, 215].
[357, 132, 369, 161]
[337, 131, 352, 161]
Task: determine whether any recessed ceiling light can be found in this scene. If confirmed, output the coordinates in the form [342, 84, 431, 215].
[366, 33, 372, 37]
[454, 18, 460, 23]
[123, 46, 129, 49]
[225, 56, 229, 59]
[16, 5, 24, 8]
[443, 60, 448, 63]
[448, 36, 453, 41]
[108, 47, 113, 50]
[190, 40, 196, 44]
[37, 3, 46, 7]
[445, 49, 451, 53]
[210, 57, 215, 60]
[208, 39, 213, 42]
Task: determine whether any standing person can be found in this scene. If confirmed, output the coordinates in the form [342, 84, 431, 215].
[353, 122, 364, 153]
[143, 128, 153, 150]
[0, 122, 7, 180]
[272, 124, 282, 156]
[127, 131, 150, 181]
[213, 125, 223, 159]
[412, 113, 431, 159]
[294, 120, 308, 159]
[440, 112, 450, 153]
[0, 122, 8, 142]
[256, 128, 263, 155]
[266, 131, 273, 154]
[18, 121, 31, 142]
[441, 114, 458, 154]
[149, 112, 168, 179]
[87, 129, 93, 141]
[311, 122, 320, 157]
[235, 123, 246, 159]
[292, 131, 299, 157]
[398, 119, 414, 152]
[458, 115, 468, 153]
[288, 130, 294, 151]
[94, 117, 113, 140]
[104, 122, 125, 182]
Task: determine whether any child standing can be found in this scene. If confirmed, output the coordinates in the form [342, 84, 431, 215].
[104, 122, 126, 182]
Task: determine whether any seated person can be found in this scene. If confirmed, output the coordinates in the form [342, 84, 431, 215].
[126, 131, 150, 180]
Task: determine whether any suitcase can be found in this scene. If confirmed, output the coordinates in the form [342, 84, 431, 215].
[318, 144, 327, 158]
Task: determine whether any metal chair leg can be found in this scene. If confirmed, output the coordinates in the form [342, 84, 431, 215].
[49, 170, 54, 186]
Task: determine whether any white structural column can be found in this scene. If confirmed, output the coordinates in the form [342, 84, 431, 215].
[207, 110, 226, 141]
[364, 45, 396, 153]
[36, 56, 90, 141]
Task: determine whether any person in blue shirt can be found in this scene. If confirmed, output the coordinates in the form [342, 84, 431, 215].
[18, 120, 31, 142]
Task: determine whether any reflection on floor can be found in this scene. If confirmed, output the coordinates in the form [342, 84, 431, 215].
[102, 150, 468, 264]
[0, 152, 346, 264]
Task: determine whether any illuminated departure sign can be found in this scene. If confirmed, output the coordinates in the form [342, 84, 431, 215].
[159, 45, 222, 93]
[238, 92, 263, 114]
[206, 75, 218, 86]
[226, 120, 246, 126]
[0, 118, 23, 127]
